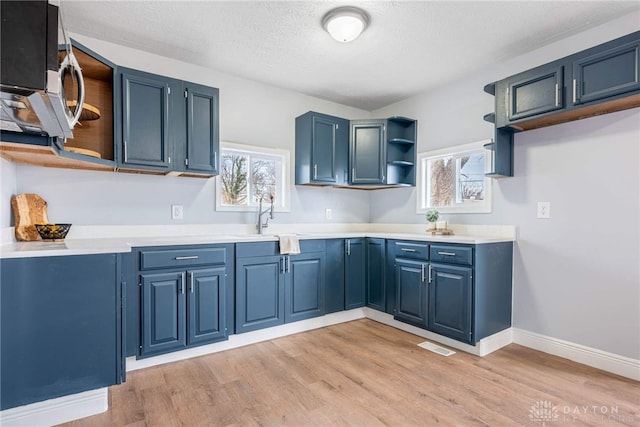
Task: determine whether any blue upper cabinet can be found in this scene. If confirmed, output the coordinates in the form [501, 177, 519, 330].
[294, 113, 416, 188]
[504, 65, 564, 122]
[179, 82, 220, 175]
[350, 120, 386, 185]
[572, 38, 640, 105]
[120, 68, 172, 171]
[295, 111, 349, 185]
[494, 31, 640, 131]
[118, 68, 220, 177]
[385, 117, 417, 186]
[487, 31, 639, 178]
[349, 117, 417, 187]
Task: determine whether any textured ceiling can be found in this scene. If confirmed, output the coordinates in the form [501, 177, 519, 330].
[60, 1, 640, 111]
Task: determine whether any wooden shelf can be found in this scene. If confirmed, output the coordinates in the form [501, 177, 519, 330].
[67, 101, 101, 121]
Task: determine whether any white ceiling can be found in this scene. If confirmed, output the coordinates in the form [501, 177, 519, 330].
[60, 1, 640, 111]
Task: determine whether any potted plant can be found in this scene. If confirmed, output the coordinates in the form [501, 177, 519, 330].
[426, 208, 439, 230]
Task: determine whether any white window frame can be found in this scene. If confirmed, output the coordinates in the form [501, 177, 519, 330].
[215, 142, 291, 212]
[416, 139, 492, 214]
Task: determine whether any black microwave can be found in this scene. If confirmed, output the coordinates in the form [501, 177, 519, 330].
[0, 0, 85, 139]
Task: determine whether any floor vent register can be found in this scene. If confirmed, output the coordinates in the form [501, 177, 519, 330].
[418, 341, 456, 357]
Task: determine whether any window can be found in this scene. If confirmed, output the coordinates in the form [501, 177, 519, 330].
[216, 142, 291, 212]
[417, 140, 492, 214]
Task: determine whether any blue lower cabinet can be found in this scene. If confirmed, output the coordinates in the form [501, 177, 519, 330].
[0, 254, 122, 410]
[141, 271, 187, 355]
[236, 241, 326, 333]
[141, 267, 227, 356]
[345, 238, 366, 309]
[325, 239, 346, 313]
[137, 244, 232, 358]
[188, 267, 227, 345]
[236, 255, 285, 333]
[394, 258, 427, 328]
[389, 240, 513, 345]
[428, 263, 473, 344]
[286, 252, 325, 323]
[365, 238, 386, 312]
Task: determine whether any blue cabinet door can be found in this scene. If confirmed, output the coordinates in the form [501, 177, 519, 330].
[394, 258, 427, 327]
[1, 254, 120, 410]
[573, 39, 640, 105]
[366, 238, 386, 312]
[236, 255, 284, 333]
[184, 82, 219, 174]
[325, 239, 346, 313]
[506, 65, 564, 122]
[345, 238, 366, 309]
[285, 252, 325, 322]
[120, 68, 171, 170]
[295, 111, 349, 185]
[350, 120, 386, 184]
[141, 271, 186, 355]
[428, 263, 472, 344]
[188, 267, 227, 345]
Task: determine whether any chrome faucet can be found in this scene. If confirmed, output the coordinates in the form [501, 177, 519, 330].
[257, 194, 274, 234]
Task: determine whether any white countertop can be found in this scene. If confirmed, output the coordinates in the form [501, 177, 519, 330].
[0, 224, 516, 259]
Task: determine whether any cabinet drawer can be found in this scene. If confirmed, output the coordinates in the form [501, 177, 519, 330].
[140, 247, 227, 270]
[395, 241, 428, 260]
[430, 245, 472, 266]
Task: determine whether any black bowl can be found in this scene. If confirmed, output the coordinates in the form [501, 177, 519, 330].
[35, 223, 72, 240]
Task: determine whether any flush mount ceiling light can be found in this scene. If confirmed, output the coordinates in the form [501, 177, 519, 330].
[322, 6, 370, 43]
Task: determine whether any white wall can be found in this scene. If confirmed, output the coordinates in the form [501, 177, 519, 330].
[12, 34, 372, 226]
[0, 158, 17, 228]
[371, 13, 640, 359]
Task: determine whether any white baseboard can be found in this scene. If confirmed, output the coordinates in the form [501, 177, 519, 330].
[0, 388, 108, 427]
[512, 328, 640, 381]
[127, 308, 367, 371]
[362, 308, 512, 356]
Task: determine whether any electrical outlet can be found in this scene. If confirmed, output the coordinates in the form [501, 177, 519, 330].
[325, 208, 332, 220]
[171, 205, 184, 220]
[537, 202, 550, 219]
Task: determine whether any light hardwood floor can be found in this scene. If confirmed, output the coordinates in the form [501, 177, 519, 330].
[60, 319, 639, 426]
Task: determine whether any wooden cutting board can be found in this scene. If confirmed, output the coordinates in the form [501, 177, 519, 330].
[11, 194, 49, 241]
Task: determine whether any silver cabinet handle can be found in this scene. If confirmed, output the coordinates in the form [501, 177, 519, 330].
[428, 265, 433, 284]
[572, 78, 577, 104]
[346, 239, 351, 256]
[555, 83, 559, 107]
[313, 164, 318, 180]
[421, 264, 425, 282]
[437, 252, 456, 256]
[179, 273, 185, 294]
[287, 255, 291, 273]
[175, 256, 199, 260]
[189, 272, 195, 294]
[401, 248, 416, 252]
